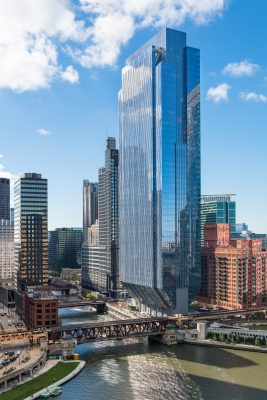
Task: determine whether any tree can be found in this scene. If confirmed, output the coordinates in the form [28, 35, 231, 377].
[207, 332, 213, 339]
[223, 333, 228, 342]
[255, 337, 261, 346]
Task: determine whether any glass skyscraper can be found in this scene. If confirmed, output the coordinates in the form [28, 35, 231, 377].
[14, 173, 48, 289]
[119, 28, 200, 314]
[48, 227, 83, 273]
[200, 194, 236, 246]
[82, 138, 125, 298]
[83, 180, 98, 243]
[0, 178, 10, 221]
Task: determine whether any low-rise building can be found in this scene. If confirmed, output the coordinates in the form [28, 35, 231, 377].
[23, 290, 58, 330]
[0, 279, 15, 309]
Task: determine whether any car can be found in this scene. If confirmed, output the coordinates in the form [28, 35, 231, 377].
[8, 351, 15, 357]
[4, 360, 10, 366]
[10, 356, 17, 362]
[16, 351, 21, 356]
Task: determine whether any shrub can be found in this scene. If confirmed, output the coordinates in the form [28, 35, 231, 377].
[255, 337, 261, 346]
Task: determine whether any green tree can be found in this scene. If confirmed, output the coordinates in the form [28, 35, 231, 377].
[255, 337, 261, 346]
[207, 332, 213, 339]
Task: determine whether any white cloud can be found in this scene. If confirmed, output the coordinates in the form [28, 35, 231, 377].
[36, 128, 51, 136]
[0, 0, 85, 92]
[0, 0, 226, 91]
[206, 83, 231, 103]
[0, 164, 18, 184]
[239, 92, 267, 103]
[0, 154, 3, 159]
[61, 65, 79, 84]
[223, 60, 260, 77]
[77, 0, 226, 68]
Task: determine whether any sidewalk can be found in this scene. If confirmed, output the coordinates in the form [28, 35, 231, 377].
[185, 338, 267, 353]
[24, 360, 86, 400]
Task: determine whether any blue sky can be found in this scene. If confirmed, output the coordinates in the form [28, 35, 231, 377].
[0, 0, 267, 232]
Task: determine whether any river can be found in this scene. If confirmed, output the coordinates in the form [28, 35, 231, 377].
[57, 308, 267, 400]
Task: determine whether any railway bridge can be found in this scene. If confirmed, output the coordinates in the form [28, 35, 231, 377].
[49, 317, 175, 344]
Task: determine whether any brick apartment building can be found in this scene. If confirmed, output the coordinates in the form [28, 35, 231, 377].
[199, 224, 267, 309]
[23, 291, 58, 330]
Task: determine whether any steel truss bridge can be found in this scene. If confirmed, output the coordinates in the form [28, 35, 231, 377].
[50, 317, 173, 343]
[183, 306, 267, 322]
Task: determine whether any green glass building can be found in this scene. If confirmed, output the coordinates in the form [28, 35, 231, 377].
[200, 194, 236, 246]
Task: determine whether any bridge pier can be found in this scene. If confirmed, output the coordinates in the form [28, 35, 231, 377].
[149, 324, 178, 345]
[95, 303, 106, 314]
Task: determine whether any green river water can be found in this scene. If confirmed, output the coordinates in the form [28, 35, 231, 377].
[56, 309, 267, 400]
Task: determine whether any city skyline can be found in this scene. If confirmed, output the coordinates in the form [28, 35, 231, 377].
[1, 0, 267, 234]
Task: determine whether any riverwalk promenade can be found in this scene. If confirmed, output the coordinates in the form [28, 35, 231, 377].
[24, 360, 86, 400]
[185, 338, 267, 353]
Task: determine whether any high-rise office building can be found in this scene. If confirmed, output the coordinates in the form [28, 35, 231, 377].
[10, 208, 14, 225]
[48, 227, 83, 273]
[0, 178, 10, 221]
[83, 180, 98, 243]
[14, 173, 48, 289]
[0, 220, 14, 280]
[82, 138, 124, 297]
[200, 194, 236, 246]
[119, 28, 201, 314]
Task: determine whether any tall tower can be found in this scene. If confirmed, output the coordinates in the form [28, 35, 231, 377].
[82, 137, 123, 298]
[103, 137, 119, 296]
[0, 178, 10, 221]
[83, 180, 98, 243]
[0, 220, 14, 280]
[119, 28, 201, 314]
[14, 173, 48, 289]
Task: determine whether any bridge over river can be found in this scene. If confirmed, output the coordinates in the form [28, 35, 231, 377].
[49, 317, 174, 343]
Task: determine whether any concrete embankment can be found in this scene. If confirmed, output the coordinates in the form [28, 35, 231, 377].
[185, 339, 267, 353]
[106, 304, 134, 320]
[24, 360, 86, 400]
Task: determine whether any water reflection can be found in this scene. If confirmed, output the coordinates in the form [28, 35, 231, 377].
[57, 310, 267, 400]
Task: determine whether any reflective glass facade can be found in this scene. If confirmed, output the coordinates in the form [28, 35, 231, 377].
[119, 28, 200, 314]
[83, 180, 98, 243]
[48, 227, 83, 272]
[0, 178, 10, 221]
[82, 138, 125, 298]
[201, 195, 236, 246]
